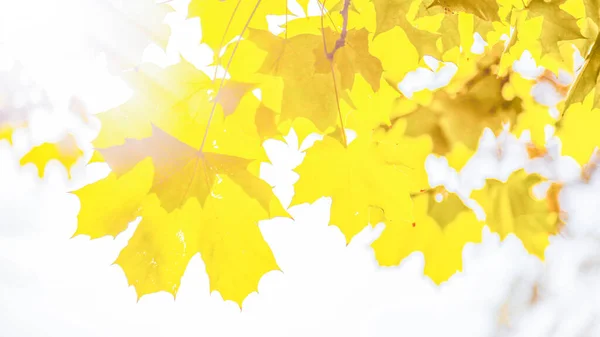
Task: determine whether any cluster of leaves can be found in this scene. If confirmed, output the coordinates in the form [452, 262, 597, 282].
[10, 0, 600, 307]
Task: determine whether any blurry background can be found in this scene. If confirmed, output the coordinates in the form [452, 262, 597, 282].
[1, 0, 600, 336]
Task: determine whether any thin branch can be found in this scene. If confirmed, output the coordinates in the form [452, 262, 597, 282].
[199, 0, 263, 153]
[315, 0, 341, 34]
[212, 0, 244, 83]
[320, 0, 348, 145]
[326, 0, 350, 60]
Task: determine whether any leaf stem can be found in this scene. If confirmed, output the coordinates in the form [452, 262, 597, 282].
[199, 0, 263, 153]
[212, 0, 243, 84]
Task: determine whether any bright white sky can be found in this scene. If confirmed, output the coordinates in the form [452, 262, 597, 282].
[1, 0, 600, 336]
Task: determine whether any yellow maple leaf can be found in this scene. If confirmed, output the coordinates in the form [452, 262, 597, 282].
[291, 134, 414, 243]
[75, 158, 279, 304]
[74, 56, 289, 305]
[20, 134, 84, 178]
[372, 0, 415, 35]
[557, 92, 600, 165]
[563, 33, 600, 113]
[245, 26, 383, 133]
[471, 169, 560, 259]
[511, 0, 584, 63]
[115, 176, 279, 304]
[373, 188, 483, 283]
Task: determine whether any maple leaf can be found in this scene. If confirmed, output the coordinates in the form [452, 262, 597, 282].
[563, 33, 600, 113]
[291, 134, 414, 243]
[20, 134, 84, 178]
[372, 188, 484, 283]
[75, 158, 280, 304]
[244, 26, 382, 133]
[77, 136, 284, 306]
[557, 92, 600, 166]
[471, 169, 560, 258]
[528, 0, 584, 55]
[98, 125, 284, 214]
[511, 0, 583, 62]
[116, 181, 279, 304]
[74, 55, 289, 305]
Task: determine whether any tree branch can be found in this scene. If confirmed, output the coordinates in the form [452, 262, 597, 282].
[327, 0, 350, 60]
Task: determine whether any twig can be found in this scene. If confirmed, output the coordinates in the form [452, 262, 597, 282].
[326, 0, 350, 60]
[199, 0, 263, 153]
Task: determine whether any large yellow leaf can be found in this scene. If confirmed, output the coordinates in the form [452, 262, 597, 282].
[74, 57, 288, 306]
[513, 0, 584, 62]
[372, 188, 484, 283]
[471, 170, 560, 259]
[246, 27, 382, 133]
[291, 134, 414, 243]
[114, 176, 279, 305]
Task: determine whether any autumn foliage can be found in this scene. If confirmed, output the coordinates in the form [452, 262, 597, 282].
[3, 0, 600, 307]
